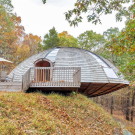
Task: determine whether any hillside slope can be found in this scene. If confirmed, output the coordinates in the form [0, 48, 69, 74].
[0, 92, 122, 135]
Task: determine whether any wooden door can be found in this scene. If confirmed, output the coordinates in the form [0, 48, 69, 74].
[34, 60, 51, 82]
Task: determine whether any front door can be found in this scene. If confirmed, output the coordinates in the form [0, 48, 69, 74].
[34, 60, 51, 82]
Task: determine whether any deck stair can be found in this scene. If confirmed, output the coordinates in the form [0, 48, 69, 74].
[0, 82, 22, 92]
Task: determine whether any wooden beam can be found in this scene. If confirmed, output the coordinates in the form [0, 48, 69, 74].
[93, 85, 127, 97]
[97, 84, 120, 95]
[89, 83, 108, 96]
[92, 84, 128, 97]
[84, 83, 92, 94]
[100, 84, 122, 94]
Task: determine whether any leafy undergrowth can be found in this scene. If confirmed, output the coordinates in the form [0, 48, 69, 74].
[0, 92, 122, 135]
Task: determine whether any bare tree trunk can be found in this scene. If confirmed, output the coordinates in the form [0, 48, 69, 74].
[131, 89, 135, 122]
[126, 92, 130, 121]
[100, 97, 104, 106]
[110, 96, 114, 115]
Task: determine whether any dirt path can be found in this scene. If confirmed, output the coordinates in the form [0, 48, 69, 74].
[113, 117, 133, 135]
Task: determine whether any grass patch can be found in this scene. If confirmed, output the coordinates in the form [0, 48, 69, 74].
[0, 92, 122, 135]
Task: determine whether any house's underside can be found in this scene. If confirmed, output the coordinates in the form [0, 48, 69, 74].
[79, 82, 128, 97]
[6, 47, 129, 97]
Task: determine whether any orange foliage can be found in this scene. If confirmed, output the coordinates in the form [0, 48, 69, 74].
[0, 6, 42, 70]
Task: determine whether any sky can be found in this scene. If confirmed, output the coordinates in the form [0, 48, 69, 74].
[11, 0, 126, 38]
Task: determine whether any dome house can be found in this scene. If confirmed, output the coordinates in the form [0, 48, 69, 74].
[8, 47, 129, 97]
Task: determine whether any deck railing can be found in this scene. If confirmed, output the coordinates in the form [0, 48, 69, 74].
[30, 67, 81, 88]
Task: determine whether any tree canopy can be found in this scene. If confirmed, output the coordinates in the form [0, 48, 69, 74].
[0, 0, 13, 12]
[110, 19, 135, 81]
[58, 31, 78, 48]
[65, 0, 132, 26]
[43, 28, 78, 49]
[43, 27, 60, 49]
[78, 30, 105, 51]
[41, 0, 133, 26]
[96, 19, 135, 81]
[0, 0, 42, 66]
[103, 27, 120, 40]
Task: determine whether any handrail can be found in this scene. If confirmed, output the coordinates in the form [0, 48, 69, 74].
[30, 67, 81, 87]
[21, 67, 81, 90]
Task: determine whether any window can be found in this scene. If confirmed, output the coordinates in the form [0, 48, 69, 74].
[103, 68, 118, 78]
[88, 52, 118, 78]
[46, 48, 59, 62]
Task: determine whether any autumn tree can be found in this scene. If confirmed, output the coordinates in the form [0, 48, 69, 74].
[15, 34, 42, 64]
[109, 19, 135, 121]
[93, 5, 135, 121]
[0, 1, 42, 67]
[106, 20, 135, 81]
[15, 44, 30, 64]
[43, 28, 78, 49]
[23, 34, 42, 55]
[58, 31, 78, 47]
[95, 19, 135, 122]
[0, 3, 24, 61]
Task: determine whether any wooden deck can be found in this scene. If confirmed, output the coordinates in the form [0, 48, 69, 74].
[0, 82, 22, 92]
[22, 67, 81, 91]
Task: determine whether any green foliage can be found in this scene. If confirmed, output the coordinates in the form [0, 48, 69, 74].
[43, 27, 60, 49]
[112, 19, 135, 81]
[0, 0, 13, 12]
[103, 27, 120, 40]
[64, 0, 131, 26]
[116, 2, 135, 22]
[96, 27, 120, 63]
[58, 31, 78, 47]
[117, 19, 135, 55]
[78, 30, 105, 51]
[97, 20, 135, 81]
[41, 0, 132, 26]
[43, 29, 79, 49]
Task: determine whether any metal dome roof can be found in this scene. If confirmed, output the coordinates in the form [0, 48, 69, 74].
[9, 47, 129, 84]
